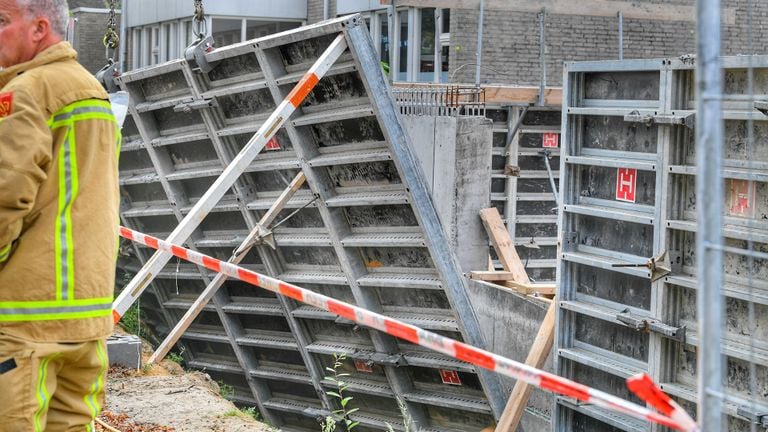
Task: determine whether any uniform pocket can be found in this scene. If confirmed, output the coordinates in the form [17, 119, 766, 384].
[0, 334, 35, 423]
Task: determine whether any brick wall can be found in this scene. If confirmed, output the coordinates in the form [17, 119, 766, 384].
[450, 0, 768, 86]
[71, 10, 120, 74]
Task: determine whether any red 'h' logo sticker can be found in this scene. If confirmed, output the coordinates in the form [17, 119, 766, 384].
[616, 168, 637, 203]
[0, 92, 13, 118]
[542, 133, 559, 148]
[439, 369, 462, 385]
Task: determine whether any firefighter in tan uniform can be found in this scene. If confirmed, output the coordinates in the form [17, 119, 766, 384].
[0, 0, 120, 430]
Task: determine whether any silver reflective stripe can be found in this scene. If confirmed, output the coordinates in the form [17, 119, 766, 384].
[0, 302, 112, 315]
[59, 131, 73, 300]
[50, 106, 114, 124]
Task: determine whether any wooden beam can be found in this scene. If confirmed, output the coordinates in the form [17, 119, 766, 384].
[496, 300, 557, 432]
[380, 0, 736, 24]
[469, 270, 518, 281]
[502, 280, 556, 296]
[393, 82, 562, 106]
[468, 271, 555, 295]
[480, 208, 529, 283]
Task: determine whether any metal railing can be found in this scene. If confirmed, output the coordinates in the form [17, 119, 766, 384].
[393, 85, 486, 117]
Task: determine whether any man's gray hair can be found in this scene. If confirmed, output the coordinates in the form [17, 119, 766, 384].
[17, 0, 70, 38]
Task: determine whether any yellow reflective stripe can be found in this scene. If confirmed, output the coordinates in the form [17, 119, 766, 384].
[0, 297, 114, 308]
[34, 354, 58, 432]
[0, 244, 10, 262]
[84, 340, 108, 431]
[55, 124, 78, 300]
[50, 112, 117, 129]
[47, 100, 117, 303]
[0, 298, 113, 322]
[47, 100, 113, 125]
[0, 309, 112, 322]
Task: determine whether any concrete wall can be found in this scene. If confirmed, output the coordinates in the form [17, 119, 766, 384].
[468, 280, 553, 431]
[403, 115, 492, 273]
[450, 0, 768, 86]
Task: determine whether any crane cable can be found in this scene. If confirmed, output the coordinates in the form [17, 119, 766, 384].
[102, 0, 119, 64]
[193, 0, 207, 39]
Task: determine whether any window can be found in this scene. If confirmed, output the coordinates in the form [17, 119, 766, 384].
[162, 23, 172, 62]
[397, 10, 409, 82]
[418, 8, 436, 82]
[127, 17, 306, 72]
[369, 7, 451, 83]
[212, 18, 242, 47]
[246, 20, 300, 40]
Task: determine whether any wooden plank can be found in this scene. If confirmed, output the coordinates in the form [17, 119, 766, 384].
[480, 208, 530, 283]
[393, 82, 562, 106]
[469, 271, 556, 295]
[502, 280, 556, 296]
[380, 0, 736, 24]
[496, 299, 557, 432]
[469, 271, 519, 281]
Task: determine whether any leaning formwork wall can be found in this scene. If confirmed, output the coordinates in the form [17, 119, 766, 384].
[116, 16, 507, 431]
[556, 56, 768, 431]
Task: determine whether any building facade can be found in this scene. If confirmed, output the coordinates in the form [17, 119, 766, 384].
[79, 1, 768, 86]
[68, 0, 120, 74]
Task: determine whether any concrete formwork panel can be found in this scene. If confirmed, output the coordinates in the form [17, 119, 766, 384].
[116, 16, 504, 431]
[487, 105, 561, 281]
[557, 57, 768, 432]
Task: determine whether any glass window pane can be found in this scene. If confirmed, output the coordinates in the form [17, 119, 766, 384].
[418, 8, 435, 82]
[184, 20, 194, 45]
[379, 14, 390, 73]
[441, 45, 449, 82]
[398, 10, 408, 81]
[163, 23, 171, 61]
[212, 18, 242, 47]
[442, 8, 450, 34]
[246, 20, 300, 40]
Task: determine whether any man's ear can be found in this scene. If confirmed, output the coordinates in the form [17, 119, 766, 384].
[30, 17, 51, 43]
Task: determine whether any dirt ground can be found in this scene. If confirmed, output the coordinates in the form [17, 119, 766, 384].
[97, 334, 273, 432]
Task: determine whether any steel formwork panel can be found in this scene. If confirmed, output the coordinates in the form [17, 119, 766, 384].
[116, 15, 503, 430]
[557, 57, 768, 432]
[487, 105, 562, 281]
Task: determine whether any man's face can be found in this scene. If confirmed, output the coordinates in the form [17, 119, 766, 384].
[0, 0, 38, 68]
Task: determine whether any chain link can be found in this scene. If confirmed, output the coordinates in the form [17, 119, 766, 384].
[193, 0, 207, 38]
[102, 0, 119, 62]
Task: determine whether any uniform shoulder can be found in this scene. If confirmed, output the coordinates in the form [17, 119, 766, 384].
[8, 59, 108, 115]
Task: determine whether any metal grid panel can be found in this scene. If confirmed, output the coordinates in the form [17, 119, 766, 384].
[117, 15, 502, 430]
[486, 105, 561, 281]
[556, 56, 768, 431]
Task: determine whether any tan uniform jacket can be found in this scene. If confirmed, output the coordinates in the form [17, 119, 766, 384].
[0, 42, 119, 342]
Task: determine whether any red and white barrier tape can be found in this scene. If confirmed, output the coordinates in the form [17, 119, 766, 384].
[118, 226, 698, 431]
[627, 373, 698, 431]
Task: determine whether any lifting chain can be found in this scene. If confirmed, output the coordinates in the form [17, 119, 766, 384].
[192, 0, 207, 39]
[102, 0, 119, 63]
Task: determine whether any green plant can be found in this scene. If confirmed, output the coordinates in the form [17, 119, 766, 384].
[166, 351, 184, 365]
[240, 406, 260, 421]
[321, 416, 337, 432]
[141, 363, 154, 374]
[119, 301, 142, 336]
[222, 409, 240, 418]
[218, 382, 234, 399]
[385, 397, 422, 432]
[323, 353, 359, 431]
